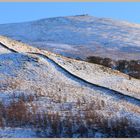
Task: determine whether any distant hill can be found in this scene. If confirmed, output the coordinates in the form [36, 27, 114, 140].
[0, 15, 140, 60]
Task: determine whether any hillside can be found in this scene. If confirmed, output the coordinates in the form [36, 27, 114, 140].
[0, 15, 140, 60]
[0, 36, 140, 138]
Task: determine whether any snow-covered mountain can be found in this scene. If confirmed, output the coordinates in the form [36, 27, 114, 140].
[0, 15, 140, 60]
[0, 36, 140, 138]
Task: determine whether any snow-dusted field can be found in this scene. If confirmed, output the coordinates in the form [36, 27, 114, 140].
[0, 36, 140, 138]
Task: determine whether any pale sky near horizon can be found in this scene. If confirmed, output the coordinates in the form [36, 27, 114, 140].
[0, 2, 140, 24]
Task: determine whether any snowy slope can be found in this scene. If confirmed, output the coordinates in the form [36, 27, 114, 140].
[0, 36, 140, 138]
[47, 51, 140, 100]
[0, 44, 11, 54]
[1, 36, 140, 100]
[0, 15, 140, 60]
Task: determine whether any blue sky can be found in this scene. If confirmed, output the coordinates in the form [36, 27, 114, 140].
[0, 2, 140, 24]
